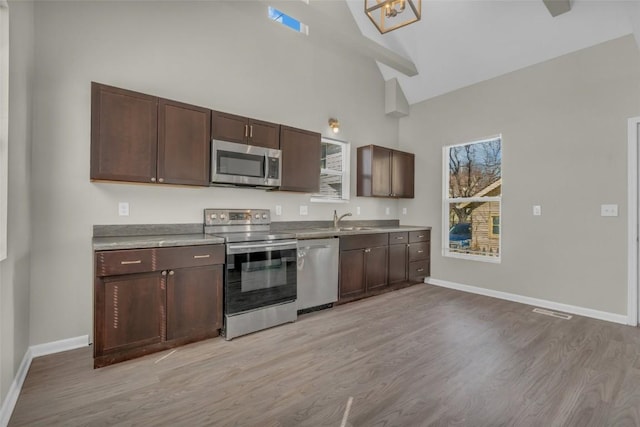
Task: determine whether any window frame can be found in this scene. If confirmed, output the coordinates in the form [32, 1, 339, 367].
[311, 136, 350, 203]
[442, 135, 502, 263]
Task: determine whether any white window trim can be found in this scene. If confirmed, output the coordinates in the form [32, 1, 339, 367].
[0, 0, 9, 261]
[311, 136, 350, 203]
[442, 135, 502, 263]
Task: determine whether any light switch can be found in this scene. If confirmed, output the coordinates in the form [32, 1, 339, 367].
[299, 205, 308, 216]
[402, 207, 408, 215]
[356, 206, 361, 215]
[533, 205, 541, 216]
[385, 207, 391, 215]
[275, 205, 282, 216]
[118, 202, 130, 217]
[601, 204, 618, 217]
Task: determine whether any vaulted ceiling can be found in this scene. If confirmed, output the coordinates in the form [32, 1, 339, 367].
[344, 0, 637, 105]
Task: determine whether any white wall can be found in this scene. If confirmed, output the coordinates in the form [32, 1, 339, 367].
[400, 35, 640, 315]
[29, 1, 400, 345]
[0, 0, 33, 402]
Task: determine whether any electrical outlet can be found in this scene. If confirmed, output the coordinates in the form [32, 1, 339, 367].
[385, 207, 390, 215]
[118, 202, 130, 217]
[299, 205, 308, 216]
[601, 204, 618, 217]
[533, 205, 541, 216]
[275, 205, 282, 216]
[402, 207, 407, 215]
[356, 206, 361, 215]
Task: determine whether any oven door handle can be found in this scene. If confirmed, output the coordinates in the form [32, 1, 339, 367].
[227, 240, 298, 254]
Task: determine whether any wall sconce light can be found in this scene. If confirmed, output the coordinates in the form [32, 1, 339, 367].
[329, 118, 340, 133]
[365, 0, 421, 34]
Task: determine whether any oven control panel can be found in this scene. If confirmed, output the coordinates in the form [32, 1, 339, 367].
[204, 209, 271, 226]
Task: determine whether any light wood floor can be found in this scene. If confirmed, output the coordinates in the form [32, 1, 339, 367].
[9, 285, 640, 426]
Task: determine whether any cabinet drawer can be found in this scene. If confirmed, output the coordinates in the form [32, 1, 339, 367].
[96, 249, 155, 277]
[409, 260, 430, 281]
[409, 230, 430, 243]
[340, 233, 388, 251]
[156, 245, 225, 270]
[409, 242, 429, 261]
[389, 232, 408, 244]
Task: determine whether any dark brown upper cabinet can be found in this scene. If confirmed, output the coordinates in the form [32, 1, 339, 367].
[211, 110, 280, 149]
[357, 145, 415, 198]
[91, 82, 211, 187]
[279, 125, 321, 193]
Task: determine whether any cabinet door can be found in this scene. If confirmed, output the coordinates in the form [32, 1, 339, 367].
[95, 272, 164, 355]
[365, 245, 388, 292]
[392, 151, 415, 198]
[91, 82, 158, 183]
[279, 125, 321, 192]
[158, 99, 211, 186]
[248, 119, 280, 149]
[388, 243, 408, 285]
[371, 146, 392, 197]
[211, 111, 248, 144]
[166, 265, 223, 341]
[339, 249, 366, 300]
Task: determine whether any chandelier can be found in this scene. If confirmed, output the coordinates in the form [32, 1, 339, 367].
[365, 0, 421, 34]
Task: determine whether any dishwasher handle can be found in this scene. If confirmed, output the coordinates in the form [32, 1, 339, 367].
[298, 244, 332, 251]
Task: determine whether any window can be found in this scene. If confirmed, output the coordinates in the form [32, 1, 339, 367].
[311, 137, 350, 202]
[0, 1, 8, 261]
[444, 135, 502, 261]
[268, 6, 309, 35]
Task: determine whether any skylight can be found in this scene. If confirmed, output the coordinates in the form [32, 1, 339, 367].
[268, 6, 309, 35]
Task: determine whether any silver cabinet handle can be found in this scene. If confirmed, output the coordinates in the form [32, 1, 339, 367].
[161, 270, 167, 276]
[417, 268, 425, 272]
[395, 236, 404, 240]
[244, 124, 249, 138]
[169, 270, 174, 276]
[150, 177, 156, 182]
[364, 248, 371, 253]
[418, 235, 425, 238]
[120, 260, 142, 265]
[193, 254, 210, 259]
[417, 250, 424, 253]
[158, 178, 164, 183]
[250, 125, 253, 138]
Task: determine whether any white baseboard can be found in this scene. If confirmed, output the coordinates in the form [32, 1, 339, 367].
[425, 278, 629, 325]
[0, 348, 32, 427]
[30, 335, 89, 358]
[0, 335, 89, 427]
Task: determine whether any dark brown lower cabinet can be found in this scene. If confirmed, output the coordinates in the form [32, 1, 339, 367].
[166, 265, 223, 341]
[94, 244, 224, 368]
[99, 272, 164, 354]
[338, 234, 388, 303]
[339, 230, 431, 304]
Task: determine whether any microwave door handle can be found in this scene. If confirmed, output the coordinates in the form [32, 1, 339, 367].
[264, 153, 269, 181]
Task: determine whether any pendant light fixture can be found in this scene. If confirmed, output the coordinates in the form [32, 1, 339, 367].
[365, 0, 421, 34]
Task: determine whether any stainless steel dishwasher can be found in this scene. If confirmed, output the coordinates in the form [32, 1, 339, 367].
[297, 238, 339, 311]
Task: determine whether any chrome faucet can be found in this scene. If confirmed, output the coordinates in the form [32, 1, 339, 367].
[333, 210, 352, 229]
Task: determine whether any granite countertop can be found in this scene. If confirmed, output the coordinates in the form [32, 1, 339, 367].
[293, 225, 431, 239]
[92, 234, 225, 251]
[92, 223, 432, 251]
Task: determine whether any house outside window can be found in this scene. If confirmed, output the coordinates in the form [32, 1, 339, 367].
[444, 135, 502, 262]
[311, 137, 350, 202]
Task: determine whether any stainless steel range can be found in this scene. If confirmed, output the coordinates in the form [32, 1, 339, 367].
[204, 209, 297, 340]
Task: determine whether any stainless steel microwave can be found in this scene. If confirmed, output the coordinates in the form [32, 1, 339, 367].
[211, 140, 281, 188]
